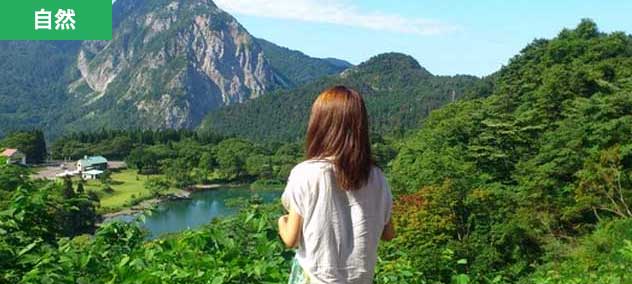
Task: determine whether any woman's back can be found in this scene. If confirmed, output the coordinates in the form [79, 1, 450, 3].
[282, 159, 393, 284]
[277, 86, 394, 284]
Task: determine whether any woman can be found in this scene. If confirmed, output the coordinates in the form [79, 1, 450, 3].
[278, 85, 395, 284]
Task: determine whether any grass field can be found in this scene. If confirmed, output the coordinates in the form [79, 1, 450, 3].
[83, 169, 179, 214]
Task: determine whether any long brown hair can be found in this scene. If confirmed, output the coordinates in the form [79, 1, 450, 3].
[306, 85, 373, 190]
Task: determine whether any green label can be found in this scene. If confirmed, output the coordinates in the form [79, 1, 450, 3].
[0, 0, 112, 40]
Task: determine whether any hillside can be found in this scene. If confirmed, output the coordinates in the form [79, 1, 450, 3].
[64, 0, 285, 130]
[201, 52, 481, 142]
[389, 19, 632, 282]
[0, 0, 352, 139]
[1, 20, 632, 284]
[0, 41, 80, 137]
[256, 38, 352, 86]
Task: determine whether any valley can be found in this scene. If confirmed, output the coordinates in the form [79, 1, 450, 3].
[0, 0, 631, 283]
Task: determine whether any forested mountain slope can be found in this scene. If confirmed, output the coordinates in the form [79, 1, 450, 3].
[0, 0, 352, 139]
[0, 41, 80, 137]
[61, 0, 284, 130]
[388, 19, 632, 282]
[1, 20, 631, 284]
[201, 52, 481, 142]
[256, 38, 352, 86]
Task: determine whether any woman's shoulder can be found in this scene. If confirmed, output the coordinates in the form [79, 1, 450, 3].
[291, 159, 334, 175]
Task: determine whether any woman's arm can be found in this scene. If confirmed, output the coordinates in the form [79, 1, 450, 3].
[278, 208, 302, 248]
[381, 218, 395, 241]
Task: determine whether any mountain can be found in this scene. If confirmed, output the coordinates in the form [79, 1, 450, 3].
[0, 41, 81, 137]
[255, 38, 352, 86]
[200, 52, 480, 142]
[66, 0, 285, 130]
[388, 20, 632, 282]
[0, 0, 352, 139]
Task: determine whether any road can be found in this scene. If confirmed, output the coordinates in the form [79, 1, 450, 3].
[31, 160, 127, 180]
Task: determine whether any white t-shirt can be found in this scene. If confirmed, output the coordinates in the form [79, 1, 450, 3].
[281, 159, 393, 284]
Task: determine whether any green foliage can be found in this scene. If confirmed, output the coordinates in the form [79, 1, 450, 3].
[0, 178, 98, 283]
[3, 19, 632, 284]
[144, 176, 169, 197]
[256, 38, 351, 86]
[0, 41, 80, 138]
[3, 201, 293, 283]
[53, 128, 218, 160]
[54, 129, 309, 188]
[389, 20, 632, 282]
[0, 130, 47, 163]
[215, 138, 258, 180]
[201, 53, 481, 142]
[528, 218, 632, 283]
[574, 145, 632, 219]
[0, 162, 30, 209]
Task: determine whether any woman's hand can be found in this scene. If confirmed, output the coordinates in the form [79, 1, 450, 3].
[381, 219, 396, 241]
[278, 214, 289, 228]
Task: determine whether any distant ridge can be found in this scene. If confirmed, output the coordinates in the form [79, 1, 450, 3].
[256, 38, 352, 86]
[0, 0, 354, 139]
[201, 52, 480, 142]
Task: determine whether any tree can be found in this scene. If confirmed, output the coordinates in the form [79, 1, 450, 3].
[198, 152, 215, 172]
[214, 138, 256, 180]
[127, 147, 156, 174]
[245, 154, 273, 179]
[388, 21, 632, 281]
[144, 177, 169, 197]
[76, 179, 85, 194]
[0, 130, 47, 163]
[0, 160, 30, 209]
[575, 145, 632, 220]
[162, 158, 194, 188]
[62, 177, 75, 199]
[99, 170, 113, 192]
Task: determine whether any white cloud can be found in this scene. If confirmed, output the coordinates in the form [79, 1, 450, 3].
[214, 0, 458, 36]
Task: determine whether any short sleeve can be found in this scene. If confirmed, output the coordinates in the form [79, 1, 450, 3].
[281, 167, 307, 217]
[383, 175, 393, 225]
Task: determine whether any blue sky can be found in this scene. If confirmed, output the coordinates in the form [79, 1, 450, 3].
[214, 0, 632, 77]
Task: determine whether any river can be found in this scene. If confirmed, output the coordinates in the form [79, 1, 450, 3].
[109, 186, 282, 238]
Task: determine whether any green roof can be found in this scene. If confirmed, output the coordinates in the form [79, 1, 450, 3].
[79, 156, 108, 166]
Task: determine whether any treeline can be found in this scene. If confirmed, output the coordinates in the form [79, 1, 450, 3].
[2, 19, 631, 284]
[52, 129, 397, 188]
[0, 41, 80, 138]
[51, 129, 223, 160]
[201, 53, 481, 142]
[52, 129, 301, 187]
[387, 20, 632, 283]
[256, 37, 351, 86]
[0, 130, 47, 163]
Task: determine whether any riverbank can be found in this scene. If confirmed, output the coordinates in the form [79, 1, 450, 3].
[100, 189, 191, 220]
[99, 183, 249, 221]
[82, 169, 181, 214]
[188, 183, 247, 191]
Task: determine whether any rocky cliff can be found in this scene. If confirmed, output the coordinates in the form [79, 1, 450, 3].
[68, 0, 282, 129]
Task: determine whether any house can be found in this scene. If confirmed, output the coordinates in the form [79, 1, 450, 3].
[77, 155, 108, 172]
[82, 169, 104, 180]
[1, 148, 26, 165]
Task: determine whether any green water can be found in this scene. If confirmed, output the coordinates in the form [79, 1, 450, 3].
[113, 187, 281, 238]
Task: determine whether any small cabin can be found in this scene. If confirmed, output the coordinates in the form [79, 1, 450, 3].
[1, 148, 26, 165]
[77, 155, 108, 172]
